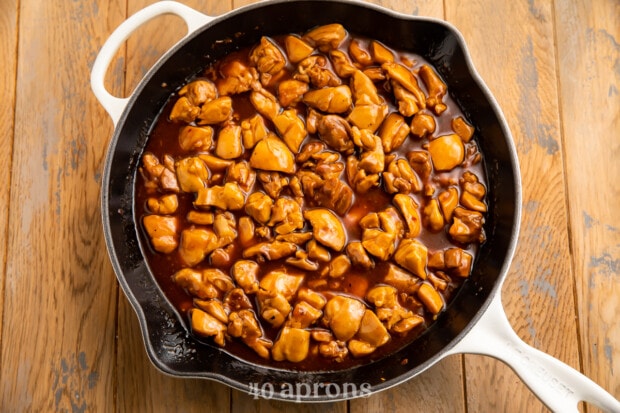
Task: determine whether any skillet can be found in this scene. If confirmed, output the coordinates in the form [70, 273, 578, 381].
[91, 1, 620, 410]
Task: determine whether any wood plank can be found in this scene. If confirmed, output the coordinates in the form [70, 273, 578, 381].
[554, 0, 620, 404]
[444, 0, 582, 411]
[0, 0, 18, 385]
[0, 0, 125, 410]
[114, 1, 234, 412]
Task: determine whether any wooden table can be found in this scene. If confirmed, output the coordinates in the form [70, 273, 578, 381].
[1, 0, 618, 411]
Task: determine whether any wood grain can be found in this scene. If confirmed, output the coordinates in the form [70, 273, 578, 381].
[0, 0, 18, 381]
[554, 0, 620, 405]
[445, 0, 581, 411]
[0, 0, 125, 410]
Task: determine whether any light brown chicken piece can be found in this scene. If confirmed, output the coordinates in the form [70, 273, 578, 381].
[190, 308, 227, 347]
[419, 64, 447, 115]
[250, 36, 286, 86]
[410, 112, 436, 138]
[216, 59, 257, 96]
[242, 240, 297, 261]
[250, 87, 281, 121]
[169, 96, 200, 123]
[347, 70, 388, 133]
[323, 295, 366, 341]
[197, 96, 233, 125]
[244, 191, 273, 224]
[384, 263, 420, 293]
[141, 153, 179, 193]
[225, 161, 256, 192]
[303, 23, 347, 52]
[249, 134, 296, 174]
[194, 182, 245, 211]
[360, 207, 403, 261]
[346, 241, 374, 269]
[177, 228, 219, 267]
[272, 327, 310, 362]
[306, 109, 354, 154]
[146, 194, 178, 215]
[228, 309, 272, 359]
[379, 112, 410, 153]
[393, 193, 421, 238]
[329, 49, 357, 78]
[348, 40, 372, 66]
[294, 55, 341, 88]
[232, 260, 260, 294]
[393, 238, 428, 279]
[273, 108, 307, 154]
[351, 127, 385, 174]
[382, 158, 422, 194]
[423, 198, 445, 232]
[448, 207, 485, 244]
[284, 35, 314, 63]
[355, 309, 390, 348]
[175, 156, 209, 193]
[304, 208, 346, 251]
[370, 40, 394, 64]
[215, 123, 243, 159]
[267, 197, 304, 235]
[428, 134, 464, 171]
[178, 125, 214, 152]
[178, 79, 218, 106]
[303, 85, 352, 114]
[382, 62, 426, 115]
[241, 114, 269, 149]
[366, 285, 423, 333]
[277, 79, 309, 107]
[288, 301, 323, 329]
[142, 215, 179, 253]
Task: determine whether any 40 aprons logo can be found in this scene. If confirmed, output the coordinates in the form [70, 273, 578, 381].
[248, 381, 372, 401]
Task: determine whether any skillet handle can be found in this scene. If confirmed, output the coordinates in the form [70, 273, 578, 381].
[90, 1, 213, 126]
[448, 293, 620, 412]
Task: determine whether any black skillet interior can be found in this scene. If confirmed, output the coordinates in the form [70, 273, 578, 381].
[102, 0, 519, 401]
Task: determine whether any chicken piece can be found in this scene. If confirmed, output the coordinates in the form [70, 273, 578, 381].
[215, 123, 243, 159]
[452, 116, 475, 142]
[249, 134, 296, 174]
[174, 268, 226, 299]
[303, 85, 352, 114]
[346, 241, 374, 269]
[328, 254, 351, 278]
[444, 247, 473, 277]
[213, 211, 237, 247]
[346, 156, 380, 194]
[362, 67, 386, 81]
[382, 62, 426, 114]
[366, 285, 422, 332]
[288, 301, 323, 328]
[460, 172, 487, 213]
[276, 232, 313, 245]
[250, 37, 286, 86]
[241, 114, 269, 149]
[177, 228, 218, 267]
[232, 260, 260, 294]
[224, 288, 253, 313]
[347, 70, 388, 133]
[384, 263, 420, 293]
[237, 217, 255, 249]
[361, 207, 403, 261]
[250, 87, 281, 121]
[141, 153, 179, 193]
[190, 308, 227, 347]
[406, 150, 432, 180]
[169, 96, 200, 123]
[304, 208, 346, 251]
[197, 154, 233, 172]
[227, 309, 272, 359]
[273, 109, 307, 154]
[284, 35, 314, 63]
[306, 239, 331, 262]
[417, 283, 444, 314]
[294, 55, 341, 88]
[178, 79, 218, 106]
[393, 193, 421, 238]
[383, 158, 422, 194]
[277, 79, 309, 107]
[297, 170, 353, 216]
[438, 187, 459, 221]
[348, 339, 377, 358]
[186, 211, 214, 225]
[303, 23, 347, 52]
[147, 194, 178, 215]
[194, 299, 229, 325]
[419, 64, 447, 115]
[423, 198, 445, 232]
[323, 295, 365, 341]
[351, 127, 384, 174]
[217, 59, 257, 95]
[175, 156, 209, 193]
[257, 171, 290, 198]
[242, 240, 297, 261]
[224, 161, 255, 193]
[197, 96, 233, 125]
[348, 40, 373, 66]
[260, 270, 304, 300]
[448, 207, 485, 244]
[366, 285, 399, 308]
[356, 309, 390, 347]
[393, 238, 428, 279]
[379, 113, 410, 153]
[272, 327, 310, 362]
[244, 191, 273, 224]
[257, 289, 291, 328]
[142, 215, 179, 253]
[391, 81, 423, 117]
[306, 109, 354, 153]
[319, 339, 349, 361]
[428, 134, 464, 171]
[286, 251, 319, 271]
[370, 40, 394, 64]
[297, 288, 327, 309]
[329, 49, 357, 78]
[268, 197, 304, 235]
[178, 125, 214, 152]
[194, 182, 245, 211]
[410, 112, 436, 138]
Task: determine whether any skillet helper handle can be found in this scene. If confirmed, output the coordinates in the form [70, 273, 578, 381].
[449, 294, 620, 412]
[90, 1, 213, 126]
